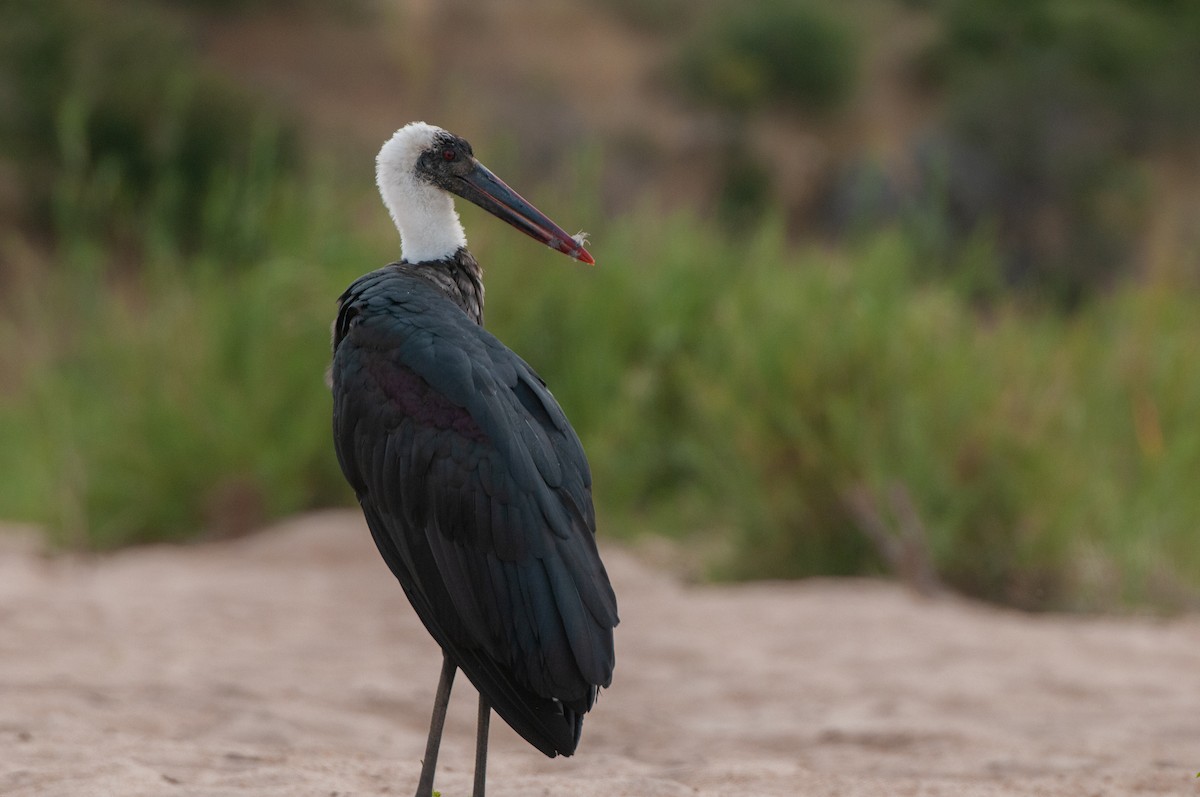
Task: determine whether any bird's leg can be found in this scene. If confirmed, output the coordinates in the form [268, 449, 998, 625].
[472, 695, 490, 797]
[415, 653, 457, 797]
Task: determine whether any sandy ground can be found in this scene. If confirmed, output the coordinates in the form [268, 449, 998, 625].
[2, 511, 1198, 797]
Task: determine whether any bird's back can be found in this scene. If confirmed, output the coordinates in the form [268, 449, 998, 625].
[330, 264, 618, 757]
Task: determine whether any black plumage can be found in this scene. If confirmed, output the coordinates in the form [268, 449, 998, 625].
[331, 258, 618, 758]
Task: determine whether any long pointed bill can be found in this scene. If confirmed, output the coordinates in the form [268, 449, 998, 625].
[448, 161, 595, 265]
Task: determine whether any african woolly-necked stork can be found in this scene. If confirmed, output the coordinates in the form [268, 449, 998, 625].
[329, 122, 618, 797]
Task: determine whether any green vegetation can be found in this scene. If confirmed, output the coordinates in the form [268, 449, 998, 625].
[6, 181, 1200, 607]
[0, 0, 313, 544]
[916, 0, 1200, 306]
[677, 0, 859, 112]
[2, 0, 1200, 612]
[0, 0, 300, 265]
[0, 177, 359, 547]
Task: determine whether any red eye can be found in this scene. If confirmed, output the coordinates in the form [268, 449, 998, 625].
[442, 148, 456, 161]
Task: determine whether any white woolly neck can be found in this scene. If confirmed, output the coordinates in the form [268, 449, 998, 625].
[376, 122, 467, 264]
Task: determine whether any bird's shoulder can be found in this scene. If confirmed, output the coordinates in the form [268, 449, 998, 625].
[335, 264, 470, 344]
[331, 263, 585, 497]
[335, 264, 561, 425]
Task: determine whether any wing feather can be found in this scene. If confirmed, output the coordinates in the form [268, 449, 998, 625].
[331, 266, 617, 757]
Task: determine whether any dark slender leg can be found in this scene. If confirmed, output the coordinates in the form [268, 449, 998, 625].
[473, 695, 490, 797]
[415, 654, 457, 797]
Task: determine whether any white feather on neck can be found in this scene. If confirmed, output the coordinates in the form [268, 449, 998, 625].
[376, 122, 467, 264]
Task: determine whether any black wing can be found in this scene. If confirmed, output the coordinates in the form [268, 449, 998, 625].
[331, 266, 618, 757]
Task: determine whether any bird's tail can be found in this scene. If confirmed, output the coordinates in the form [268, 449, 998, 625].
[450, 643, 592, 757]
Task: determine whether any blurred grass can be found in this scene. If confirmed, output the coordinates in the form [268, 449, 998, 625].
[3, 0, 1200, 612]
[0, 165, 363, 546]
[914, 0, 1200, 307]
[5, 176, 1200, 608]
[0, 0, 299, 264]
[4, 151, 1200, 607]
[676, 0, 859, 113]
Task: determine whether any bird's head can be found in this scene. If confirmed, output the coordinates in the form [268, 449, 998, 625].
[377, 122, 594, 266]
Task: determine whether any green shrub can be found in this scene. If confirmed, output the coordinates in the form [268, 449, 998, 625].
[0, 0, 299, 265]
[0, 168, 372, 547]
[915, 0, 1200, 306]
[677, 0, 859, 112]
[5, 174, 1200, 609]
[2, 41, 1200, 612]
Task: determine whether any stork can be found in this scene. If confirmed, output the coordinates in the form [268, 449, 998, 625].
[329, 122, 618, 797]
